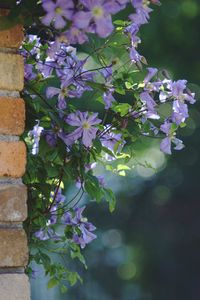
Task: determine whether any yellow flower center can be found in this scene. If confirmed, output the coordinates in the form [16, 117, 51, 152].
[55, 7, 63, 15]
[92, 6, 104, 18]
[61, 88, 68, 97]
[82, 122, 91, 129]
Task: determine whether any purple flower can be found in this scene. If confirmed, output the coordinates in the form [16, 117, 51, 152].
[140, 92, 160, 119]
[144, 67, 158, 83]
[29, 121, 44, 155]
[64, 111, 101, 147]
[101, 129, 124, 160]
[160, 137, 172, 155]
[103, 91, 115, 109]
[72, 207, 97, 248]
[172, 100, 189, 125]
[129, 46, 142, 63]
[62, 206, 97, 248]
[130, 1, 153, 26]
[34, 228, 60, 241]
[160, 121, 185, 154]
[45, 131, 58, 147]
[62, 211, 74, 225]
[53, 188, 66, 204]
[160, 121, 171, 135]
[64, 26, 88, 45]
[97, 175, 105, 187]
[42, 0, 74, 29]
[73, 0, 115, 38]
[24, 64, 36, 81]
[170, 80, 187, 99]
[49, 205, 57, 225]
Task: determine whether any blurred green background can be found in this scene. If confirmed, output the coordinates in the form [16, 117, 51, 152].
[31, 1, 200, 299]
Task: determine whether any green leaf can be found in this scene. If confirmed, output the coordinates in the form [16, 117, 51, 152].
[113, 103, 132, 117]
[93, 137, 102, 154]
[47, 278, 59, 289]
[117, 164, 131, 171]
[60, 285, 68, 294]
[103, 188, 116, 212]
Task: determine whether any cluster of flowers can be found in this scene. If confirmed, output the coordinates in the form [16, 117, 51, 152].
[24, 0, 196, 248]
[35, 189, 96, 249]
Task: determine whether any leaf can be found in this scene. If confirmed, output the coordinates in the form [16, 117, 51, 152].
[113, 103, 131, 117]
[47, 277, 59, 289]
[117, 164, 131, 171]
[60, 285, 68, 294]
[85, 175, 103, 202]
[103, 188, 116, 212]
[93, 137, 102, 154]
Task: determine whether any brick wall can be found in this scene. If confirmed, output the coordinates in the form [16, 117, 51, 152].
[0, 9, 30, 300]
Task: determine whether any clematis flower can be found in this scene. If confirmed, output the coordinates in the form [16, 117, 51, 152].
[73, 0, 117, 38]
[42, 0, 74, 29]
[64, 111, 101, 147]
[29, 121, 44, 155]
[103, 91, 115, 109]
[64, 26, 88, 45]
[172, 100, 189, 125]
[130, 0, 153, 25]
[62, 206, 97, 249]
[140, 91, 160, 119]
[72, 207, 97, 249]
[46, 81, 77, 109]
[144, 67, 158, 83]
[160, 121, 185, 154]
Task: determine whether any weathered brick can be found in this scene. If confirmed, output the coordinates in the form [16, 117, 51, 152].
[0, 274, 30, 300]
[0, 184, 27, 222]
[0, 52, 24, 91]
[0, 228, 28, 267]
[0, 141, 26, 178]
[0, 9, 24, 49]
[0, 97, 25, 135]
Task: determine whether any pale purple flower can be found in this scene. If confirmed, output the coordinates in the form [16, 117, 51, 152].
[64, 26, 88, 45]
[34, 228, 60, 241]
[160, 137, 172, 155]
[35, 229, 49, 241]
[160, 121, 171, 135]
[130, 1, 153, 25]
[129, 46, 142, 63]
[169, 80, 187, 99]
[52, 188, 65, 204]
[45, 131, 57, 147]
[144, 67, 158, 83]
[24, 64, 36, 81]
[140, 91, 160, 119]
[29, 121, 44, 155]
[97, 175, 105, 187]
[49, 205, 57, 225]
[64, 111, 101, 147]
[73, 0, 115, 38]
[103, 91, 115, 109]
[172, 100, 189, 125]
[62, 211, 74, 225]
[101, 129, 124, 160]
[172, 137, 184, 151]
[72, 206, 97, 249]
[42, 0, 74, 29]
[160, 121, 185, 154]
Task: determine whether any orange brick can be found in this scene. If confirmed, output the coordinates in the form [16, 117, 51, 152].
[0, 228, 28, 267]
[0, 97, 25, 135]
[0, 185, 27, 222]
[0, 52, 24, 91]
[0, 141, 26, 177]
[0, 9, 24, 48]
